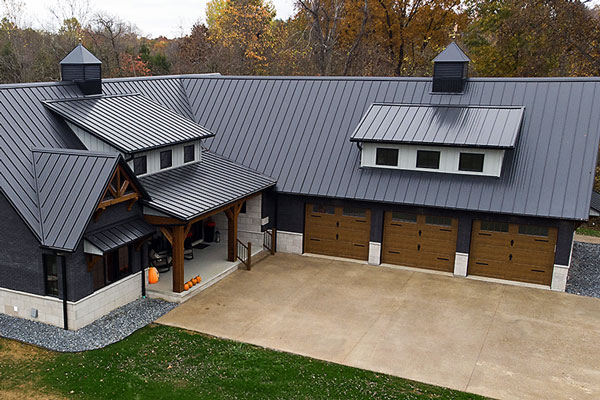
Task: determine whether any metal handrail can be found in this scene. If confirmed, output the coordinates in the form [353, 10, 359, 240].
[263, 228, 276, 255]
[236, 239, 252, 270]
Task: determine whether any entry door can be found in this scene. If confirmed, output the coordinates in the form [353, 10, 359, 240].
[468, 221, 557, 285]
[304, 204, 370, 260]
[382, 212, 457, 272]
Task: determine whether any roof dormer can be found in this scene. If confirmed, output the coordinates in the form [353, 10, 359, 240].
[350, 103, 524, 177]
[432, 42, 470, 94]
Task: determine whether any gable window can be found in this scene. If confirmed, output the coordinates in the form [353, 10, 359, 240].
[133, 156, 147, 176]
[184, 144, 195, 163]
[459, 153, 485, 172]
[416, 150, 440, 169]
[376, 148, 398, 166]
[160, 150, 172, 169]
[43, 254, 60, 297]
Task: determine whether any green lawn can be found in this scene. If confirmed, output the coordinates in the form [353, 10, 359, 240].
[0, 324, 486, 400]
[576, 226, 600, 238]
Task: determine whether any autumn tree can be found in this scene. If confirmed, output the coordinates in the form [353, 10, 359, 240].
[176, 22, 214, 74]
[208, 0, 276, 75]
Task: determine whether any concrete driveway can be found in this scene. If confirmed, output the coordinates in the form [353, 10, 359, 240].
[157, 253, 600, 400]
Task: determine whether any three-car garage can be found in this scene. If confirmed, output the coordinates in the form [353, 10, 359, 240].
[303, 203, 559, 286]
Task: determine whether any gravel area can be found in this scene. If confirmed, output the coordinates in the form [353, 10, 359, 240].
[0, 298, 177, 352]
[566, 241, 600, 298]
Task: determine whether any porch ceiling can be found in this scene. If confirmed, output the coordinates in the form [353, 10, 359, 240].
[140, 151, 276, 221]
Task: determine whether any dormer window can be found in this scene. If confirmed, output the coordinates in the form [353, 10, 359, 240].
[184, 144, 195, 163]
[160, 150, 172, 169]
[416, 150, 440, 169]
[133, 156, 147, 176]
[459, 153, 484, 172]
[376, 148, 398, 166]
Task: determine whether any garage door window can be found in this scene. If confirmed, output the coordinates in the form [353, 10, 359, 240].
[416, 150, 440, 169]
[391, 212, 417, 223]
[376, 148, 399, 166]
[312, 204, 335, 214]
[425, 216, 452, 226]
[518, 225, 549, 237]
[480, 221, 509, 232]
[343, 207, 367, 218]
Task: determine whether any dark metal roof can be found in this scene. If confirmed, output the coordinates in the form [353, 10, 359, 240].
[32, 148, 119, 251]
[140, 151, 276, 221]
[181, 75, 600, 221]
[85, 218, 155, 252]
[349, 104, 524, 148]
[591, 191, 600, 213]
[433, 42, 471, 63]
[60, 44, 101, 65]
[43, 93, 214, 153]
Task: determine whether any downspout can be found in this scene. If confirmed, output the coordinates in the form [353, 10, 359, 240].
[59, 253, 68, 330]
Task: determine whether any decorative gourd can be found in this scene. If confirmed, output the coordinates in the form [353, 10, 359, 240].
[187, 281, 193, 288]
[192, 277, 198, 285]
[196, 275, 202, 282]
[184, 283, 190, 291]
[148, 267, 159, 284]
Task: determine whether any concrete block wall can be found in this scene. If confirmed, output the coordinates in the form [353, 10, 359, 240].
[214, 195, 264, 250]
[0, 271, 142, 331]
[277, 231, 303, 254]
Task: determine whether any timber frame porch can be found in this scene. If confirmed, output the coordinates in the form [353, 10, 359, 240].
[144, 193, 258, 293]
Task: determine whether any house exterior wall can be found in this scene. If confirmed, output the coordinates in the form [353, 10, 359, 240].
[273, 193, 576, 289]
[1, 193, 147, 330]
[214, 195, 264, 250]
[361, 143, 505, 177]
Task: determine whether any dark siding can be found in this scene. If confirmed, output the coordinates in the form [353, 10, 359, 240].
[0, 192, 45, 295]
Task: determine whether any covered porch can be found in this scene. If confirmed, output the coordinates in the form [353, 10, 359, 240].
[140, 151, 277, 296]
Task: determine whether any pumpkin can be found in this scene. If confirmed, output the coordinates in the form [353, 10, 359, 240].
[148, 267, 159, 284]
[192, 277, 198, 285]
[197, 275, 202, 282]
[187, 281, 193, 288]
[184, 283, 190, 291]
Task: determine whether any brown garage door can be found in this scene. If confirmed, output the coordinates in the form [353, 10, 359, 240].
[304, 204, 370, 260]
[468, 221, 557, 285]
[381, 212, 457, 272]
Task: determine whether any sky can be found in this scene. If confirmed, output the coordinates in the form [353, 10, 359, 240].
[17, 0, 297, 39]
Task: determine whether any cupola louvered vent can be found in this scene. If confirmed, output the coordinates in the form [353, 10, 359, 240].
[60, 44, 102, 95]
[432, 42, 470, 94]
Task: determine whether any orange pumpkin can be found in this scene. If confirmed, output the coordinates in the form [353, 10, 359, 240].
[148, 267, 159, 284]
[187, 281, 193, 288]
[192, 277, 198, 285]
[184, 283, 190, 291]
[196, 275, 202, 282]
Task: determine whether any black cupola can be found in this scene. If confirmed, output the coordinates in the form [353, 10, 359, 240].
[432, 41, 470, 94]
[60, 43, 102, 95]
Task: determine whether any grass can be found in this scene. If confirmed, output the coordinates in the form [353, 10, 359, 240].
[0, 324, 486, 400]
[576, 227, 600, 238]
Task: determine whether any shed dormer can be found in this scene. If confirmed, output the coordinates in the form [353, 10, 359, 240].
[60, 43, 102, 95]
[432, 42, 470, 93]
[350, 103, 524, 177]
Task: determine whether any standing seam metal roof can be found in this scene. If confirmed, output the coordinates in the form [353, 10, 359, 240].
[43, 93, 214, 153]
[350, 103, 524, 148]
[84, 218, 155, 252]
[178, 75, 600, 221]
[140, 151, 276, 221]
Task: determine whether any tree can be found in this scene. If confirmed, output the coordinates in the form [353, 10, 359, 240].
[209, 0, 276, 75]
[176, 22, 214, 74]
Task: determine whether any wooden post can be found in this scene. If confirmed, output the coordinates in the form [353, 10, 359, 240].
[225, 203, 242, 262]
[247, 241, 252, 270]
[172, 225, 185, 293]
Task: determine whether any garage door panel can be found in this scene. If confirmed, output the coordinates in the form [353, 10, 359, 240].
[304, 204, 370, 261]
[468, 221, 557, 285]
[382, 249, 421, 267]
[420, 252, 455, 272]
[382, 212, 457, 272]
